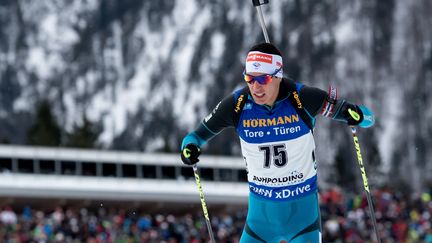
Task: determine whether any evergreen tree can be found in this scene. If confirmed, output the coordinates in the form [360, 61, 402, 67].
[65, 114, 99, 148]
[27, 100, 61, 146]
[334, 147, 357, 191]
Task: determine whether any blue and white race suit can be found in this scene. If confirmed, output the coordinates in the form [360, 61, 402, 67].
[182, 78, 363, 242]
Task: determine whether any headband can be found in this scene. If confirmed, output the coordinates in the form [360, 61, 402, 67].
[245, 51, 283, 78]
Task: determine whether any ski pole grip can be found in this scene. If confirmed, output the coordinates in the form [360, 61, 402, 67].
[252, 0, 269, 6]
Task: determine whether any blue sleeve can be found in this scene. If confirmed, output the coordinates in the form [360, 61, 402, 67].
[181, 131, 207, 150]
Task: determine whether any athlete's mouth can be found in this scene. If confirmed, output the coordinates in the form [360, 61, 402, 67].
[254, 93, 265, 98]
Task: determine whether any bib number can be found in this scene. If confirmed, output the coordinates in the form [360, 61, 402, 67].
[259, 144, 288, 168]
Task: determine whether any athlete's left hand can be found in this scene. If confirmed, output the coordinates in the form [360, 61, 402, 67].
[344, 105, 375, 128]
[181, 144, 201, 165]
[344, 104, 363, 126]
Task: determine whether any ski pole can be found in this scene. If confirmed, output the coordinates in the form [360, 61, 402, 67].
[192, 164, 216, 243]
[350, 127, 381, 243]
[252, 0, 270, 43]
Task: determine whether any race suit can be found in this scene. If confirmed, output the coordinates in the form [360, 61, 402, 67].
[182, 78, 351, 243]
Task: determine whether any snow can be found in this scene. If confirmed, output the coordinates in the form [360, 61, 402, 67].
[3, 0, 432, 187]
[171, 2, 213, 128]
[268, 1, 284, 43]
[89, 0, 216, 145]
[209, 32, 225, 69]
[40, 14, 80, 52]
[378, 87, 402, 173]
[334, 19, 355, 44]
[26, 48, 50, 80]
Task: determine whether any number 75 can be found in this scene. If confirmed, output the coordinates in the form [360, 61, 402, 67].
[259, 144, 288, 168]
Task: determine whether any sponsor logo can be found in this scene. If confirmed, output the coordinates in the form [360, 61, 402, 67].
[293, 91, 302, 109]
[252, 62, 261, 69]
[243, 115, 299, 128]
[249, 183, 312, 199]
[247, 53, 273, 64]
[235, 95, 244, 113]
[204, 101, 221, 122]
[275, 184, 311, 199]
[249, 176, 317, 200]
[250, 185, 273, 198]
[272, 126, 301, 135]
[204, 113, 212, 123]
[364, 114, 374, 123]
[252, 171, 304, 185]
[353, 136, 370, 192]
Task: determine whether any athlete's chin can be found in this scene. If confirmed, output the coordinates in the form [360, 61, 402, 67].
[254, 100, 267, 105]
[253, 94, 267, 104]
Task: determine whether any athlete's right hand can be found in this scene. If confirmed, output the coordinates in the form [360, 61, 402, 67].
[181, 144, 201, 165]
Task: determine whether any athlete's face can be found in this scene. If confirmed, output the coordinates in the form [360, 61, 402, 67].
[246, 72, 281, 106]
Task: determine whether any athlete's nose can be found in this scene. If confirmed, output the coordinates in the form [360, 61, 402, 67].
[252, 80, 263, 90]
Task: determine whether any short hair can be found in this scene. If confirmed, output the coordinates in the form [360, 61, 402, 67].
[248, 42, 282, 56]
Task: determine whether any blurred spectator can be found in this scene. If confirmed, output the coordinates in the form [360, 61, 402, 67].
[0, 206, 17, 225]
[0, 188, 431, 242]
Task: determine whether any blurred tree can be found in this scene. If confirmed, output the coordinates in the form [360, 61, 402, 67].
[334, 146, 357, 191]
[65, 114, 99, 148]
[26, 100, 61, 146]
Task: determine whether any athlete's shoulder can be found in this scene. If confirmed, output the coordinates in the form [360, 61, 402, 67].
[233, 86, 250, 99]
[278, 78, 303, 97]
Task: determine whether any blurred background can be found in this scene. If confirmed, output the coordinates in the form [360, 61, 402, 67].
[0, 0, 431, 242]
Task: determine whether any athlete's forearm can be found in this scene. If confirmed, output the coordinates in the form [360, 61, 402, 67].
[181, 94, 236, 150]
[300, 84, 374, 127]
[180, 123, 217, 150]
[332, 99, 356, 122]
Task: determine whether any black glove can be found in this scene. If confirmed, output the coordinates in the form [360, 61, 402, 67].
[343, 104, 364, 126]
[181, 144, 201, 165]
